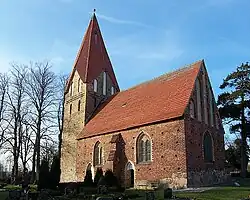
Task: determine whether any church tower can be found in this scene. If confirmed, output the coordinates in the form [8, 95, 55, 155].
[60, 11, 120, 183]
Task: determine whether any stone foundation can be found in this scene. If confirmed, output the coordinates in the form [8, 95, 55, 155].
[187, 170, 230, 187]
[135, 172, 187, 190]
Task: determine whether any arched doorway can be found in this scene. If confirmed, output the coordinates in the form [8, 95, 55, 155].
[125, 161, 135, 188]
[85, 163, 94, 182]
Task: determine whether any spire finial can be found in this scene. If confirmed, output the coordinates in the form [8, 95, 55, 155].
[93, 9, 96, 14]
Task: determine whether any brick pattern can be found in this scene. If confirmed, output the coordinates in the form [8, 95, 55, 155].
[184, 65, 225, 187]
[60, 15, 226, 188]
[76, 119, 187, 188]
[61, 71, 87, 182]
[85, 72, 117, 123]
[61, 70, 117, 183]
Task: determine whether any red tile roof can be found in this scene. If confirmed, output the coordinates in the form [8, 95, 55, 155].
[66, 13, 119, 92]
[77, 60, 203, 139]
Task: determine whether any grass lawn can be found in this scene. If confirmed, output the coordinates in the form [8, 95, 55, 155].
[125, 186, 250, 200]
[175, 187, 250, 200]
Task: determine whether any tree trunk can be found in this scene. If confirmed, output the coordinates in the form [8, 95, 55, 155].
[12, 121, 19, 184]
[240, 94, 248, 178]
[36, 117, 41, 182]
[31, 139, 37, 183]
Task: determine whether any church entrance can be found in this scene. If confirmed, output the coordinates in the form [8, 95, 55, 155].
[125, 161, 135, 188]
[85, 163, 94, 182]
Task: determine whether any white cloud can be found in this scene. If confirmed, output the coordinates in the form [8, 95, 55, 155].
[96, 13, 152, 28]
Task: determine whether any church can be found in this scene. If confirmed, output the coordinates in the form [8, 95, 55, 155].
[60, 12, 227, 189]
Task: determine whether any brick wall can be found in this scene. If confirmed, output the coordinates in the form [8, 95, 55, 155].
[76, 119, 188, 188]
[184, 64, 226, 187]
[85, 72, 117, 123]
[60, 71, 87, 183]
[61, 70, 117, 183]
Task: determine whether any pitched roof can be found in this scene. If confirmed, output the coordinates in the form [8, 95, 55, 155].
[66, 13, 119, 92]
[77, 60, 203, 140]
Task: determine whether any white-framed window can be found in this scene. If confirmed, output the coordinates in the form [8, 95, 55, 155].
[111, 86, 115, 95]
[93, 79, 98, 93]
[103, 72, 107, 95]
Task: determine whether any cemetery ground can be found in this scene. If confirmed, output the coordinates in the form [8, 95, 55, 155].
[1, 179, 250, 200]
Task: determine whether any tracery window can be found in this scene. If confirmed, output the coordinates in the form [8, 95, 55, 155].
[137, 133, 152, 163]
[93, 142, 103, 166]
[203, 132, 213, 162]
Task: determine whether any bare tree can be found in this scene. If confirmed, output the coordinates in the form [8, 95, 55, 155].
[25, 61, 57, 182]
[20, 124, 34, 171]
[56, 74, 68, 162]
[3, 64, 28, 183]
[0, 73, 9, 148]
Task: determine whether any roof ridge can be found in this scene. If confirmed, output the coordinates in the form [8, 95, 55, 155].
[119, 59, 203, 93]
[84, 16, 95, 81]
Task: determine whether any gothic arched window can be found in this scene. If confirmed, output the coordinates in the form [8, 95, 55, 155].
[202, 74, 208, 124]
[208, 87, 214, 127]
[78, 78, 81, 93]
[93, 79, 98, 93]
[70, 82, 73, 96]
[137, 133, 152, 163]
[93, 142, 103, 166]
[103, 72, 107, 95]
[190, 100, 195, 118]
[196, 79, 202, 121]
[203, 132, 213, 163]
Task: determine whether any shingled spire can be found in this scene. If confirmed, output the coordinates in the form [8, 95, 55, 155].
[66, 11, 119, 91]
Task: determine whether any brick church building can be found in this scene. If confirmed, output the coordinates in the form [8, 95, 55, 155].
[60, 13, 227, 189]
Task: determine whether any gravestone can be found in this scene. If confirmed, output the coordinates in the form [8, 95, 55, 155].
[97, 185, 108, 194]
[164, 188, 172, 199]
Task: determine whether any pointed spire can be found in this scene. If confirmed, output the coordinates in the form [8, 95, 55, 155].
[66, 12, 120, 92]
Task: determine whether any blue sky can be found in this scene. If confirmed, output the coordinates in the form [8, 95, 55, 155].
[0, 0, 249, 98]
